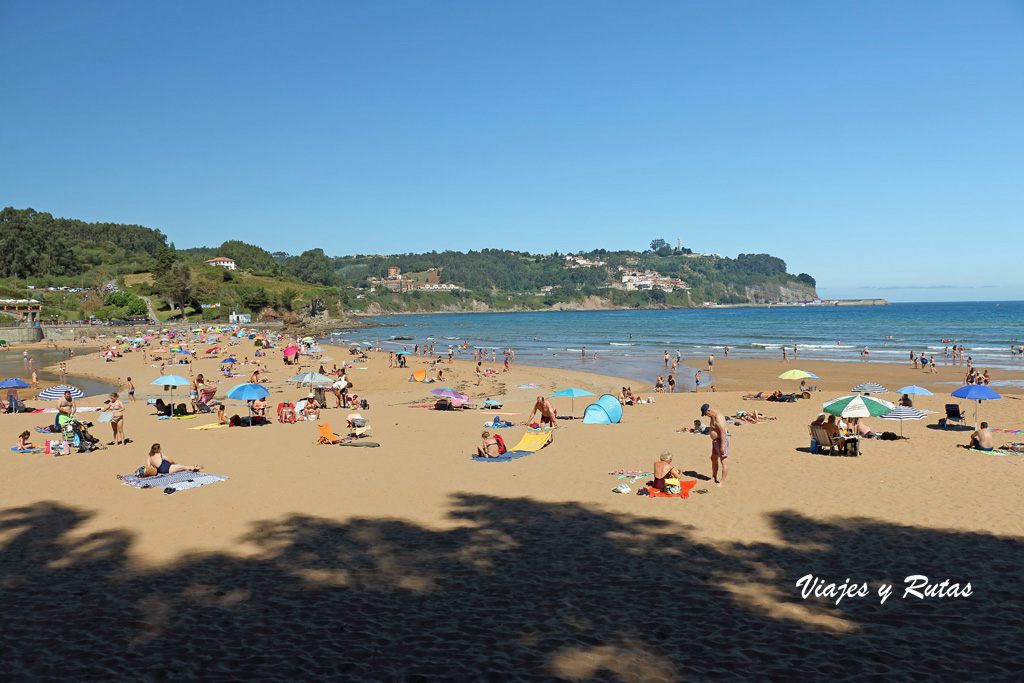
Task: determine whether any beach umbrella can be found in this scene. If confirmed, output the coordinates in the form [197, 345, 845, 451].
[395, 351, 409, 355]
[823, 395, 895, 419]
[173, 349, 191, 355]
[38, 385, 85, 400]
[205, 347, 219, 353]
[431, 388, 467, 400]
[283, 346, 299, 356]
[779, 369, 818, 380]
[222, 357, 238, 364]
[226, 383, 270, 401]
[880, 405, 927, 437]
[851, 382, 887, 395]
[951, 385, 1001, 428]
[152, 375, 190, 405]
[896, 385, 933, 396]
[550, 387, 595, 418]
[287, 371, 334, 386]
[0, 378, 31, 389]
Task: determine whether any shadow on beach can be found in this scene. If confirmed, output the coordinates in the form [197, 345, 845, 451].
[1, 498, 1021, 681]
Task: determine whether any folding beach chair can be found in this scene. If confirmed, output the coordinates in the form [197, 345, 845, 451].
[347, 413, 372, 438]
[317, 423, 343, 445]
[944, 404, 965, 427]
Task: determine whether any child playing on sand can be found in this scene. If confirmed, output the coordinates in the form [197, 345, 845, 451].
[16, 431, 36, 451]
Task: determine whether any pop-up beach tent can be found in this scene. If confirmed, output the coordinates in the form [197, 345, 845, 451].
[582, 394, 623, 424]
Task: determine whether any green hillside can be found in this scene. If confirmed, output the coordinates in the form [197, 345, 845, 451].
[1, 207, 818, 321]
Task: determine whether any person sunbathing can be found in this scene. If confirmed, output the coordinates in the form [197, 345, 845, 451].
[148, 443, 203, 475]
[476, 430, 500, 457]
[303, 393, 321, 420]
[968, 422, 993, 451]
[680, 419, 709, 434]
[650, 451, 683, 493]
[743, 390, 776, 399]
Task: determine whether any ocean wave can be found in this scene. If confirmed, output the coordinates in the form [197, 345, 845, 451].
[609, 343, 636, 346]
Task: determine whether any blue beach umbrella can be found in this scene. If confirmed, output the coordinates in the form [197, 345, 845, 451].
[896, 385, 933, 396]
[951, 385, 1001, 428]
[151, 375, 190, 404]
[38, 384, 85, 400]
[550, 388, 595, 418]
[222, 357, 238, 364]
[227, 383, 270, 401]
[0, 378, 32, 389]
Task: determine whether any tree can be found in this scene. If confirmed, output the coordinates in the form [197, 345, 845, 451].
[650, 238, 667, 252]
[306, 296, 327, 318]
[797, 273, 816, 287]
[158, 262, 194, 315]
[155, 246, 177, 273]
[287, 249, 337, 286]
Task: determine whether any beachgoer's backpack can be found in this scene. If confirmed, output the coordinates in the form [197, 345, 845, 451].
[494, 434, 507, 455]
[360, 399, 369, 410]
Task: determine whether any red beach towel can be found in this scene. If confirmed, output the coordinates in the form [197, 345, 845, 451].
[644, 481, 697, 498]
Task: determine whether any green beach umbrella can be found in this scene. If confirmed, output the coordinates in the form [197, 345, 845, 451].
[823, 395, 895, 419]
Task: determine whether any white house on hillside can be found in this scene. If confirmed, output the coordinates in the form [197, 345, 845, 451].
[205, 257, 237, 270]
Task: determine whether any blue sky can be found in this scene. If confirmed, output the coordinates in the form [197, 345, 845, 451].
[2, 1, 1022, 301]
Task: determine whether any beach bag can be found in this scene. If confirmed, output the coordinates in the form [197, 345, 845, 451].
[494, 434, 507, 455]
[45, 440, 70, 456]
[229, 414, 242, 427]
[360, 399, 369, 410]
[665, 478, 682, 494]
[880, 431, 900, 441]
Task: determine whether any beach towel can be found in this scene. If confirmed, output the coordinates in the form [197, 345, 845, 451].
[507, 430, 552, 453]
[118, 471, 227, 489]
[642, 482, 698, 498]
[171, 414, 198, 420]
[517, 384, 541, 389]
[11, 447, 43, 453]
[98, 412, 114, 423]
[966, 447, 1023, 457]
[188, 423, 229, 430]
[337, 440, 380, 447]
[472, 450, 533, 462]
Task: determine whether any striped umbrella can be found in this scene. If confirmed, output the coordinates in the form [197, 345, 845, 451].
[38, 385, 85, 400]
[431, 388, 467, 400]
[823, 395, 895, 418]
[851, 382, 887, 395]
[880, 405, 927, 437]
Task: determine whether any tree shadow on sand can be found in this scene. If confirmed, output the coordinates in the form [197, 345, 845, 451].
[1, 498, 1021, 681]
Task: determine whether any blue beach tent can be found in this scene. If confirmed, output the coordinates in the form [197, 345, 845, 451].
[582, 394, 623, 424]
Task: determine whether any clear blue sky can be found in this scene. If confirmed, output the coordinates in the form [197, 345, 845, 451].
[2, 1, 1022, 301]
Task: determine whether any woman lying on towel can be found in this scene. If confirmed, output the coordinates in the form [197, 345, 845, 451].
[147, 443, 203, 475]
[743, 390, 783, 400]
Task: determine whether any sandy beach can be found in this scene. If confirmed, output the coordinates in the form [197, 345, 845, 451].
[2, 338, 1022, 680]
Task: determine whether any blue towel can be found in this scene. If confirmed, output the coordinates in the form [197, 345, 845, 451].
[471, 450, 532, 462]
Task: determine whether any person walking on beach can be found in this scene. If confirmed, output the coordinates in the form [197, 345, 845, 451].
[31, 368, 37, 391]
[694, 369, 702, 390]
[582, 347, 586, 361]
[782, 347, 787, 362]
[126, 377, 136, 402]
[701, 403, 729, 486]
[793, 344, 797, 360]
[708, 354, 714, 371]
[664, 351, 670, 367]
[667, 374, 676, 392]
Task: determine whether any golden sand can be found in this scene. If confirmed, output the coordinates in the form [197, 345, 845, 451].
[1, 338, 1021, 679]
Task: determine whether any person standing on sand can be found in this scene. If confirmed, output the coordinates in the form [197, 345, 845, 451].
[525, 396, 556, 438]
[701, 403, 729, 486]
[476, 361, 483, 386]
[724, 345, 729, 358]
[31, 368, 37, 391]
[782, 347, 787, 362]
[694, 369, 701, 390]
[664, 351, 670, 367]
[708, 354, 714, 371]
[793, 344, 797, 360]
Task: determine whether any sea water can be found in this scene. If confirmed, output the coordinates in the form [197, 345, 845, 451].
[0, 348, 118, 398]
[328, 301, 1024, 389]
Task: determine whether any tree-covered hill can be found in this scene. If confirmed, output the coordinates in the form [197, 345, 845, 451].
[1, 207, 818, 321]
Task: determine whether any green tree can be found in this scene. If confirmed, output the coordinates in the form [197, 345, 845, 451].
[158, 262, 194, 315]
[650, 238, 667, 252]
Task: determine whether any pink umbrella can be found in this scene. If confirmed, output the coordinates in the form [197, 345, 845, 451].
[283, 346, 299, 356]
[206, 347, 220, 353]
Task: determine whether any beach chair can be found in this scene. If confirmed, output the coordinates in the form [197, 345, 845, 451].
[809, 424, 841, 455]
[277, 402, 297, 423]
[347, 413, 372, 438]
[317, 423, 343, 444]
[193, 386, 219, 413]
[944, 404, 965, 427]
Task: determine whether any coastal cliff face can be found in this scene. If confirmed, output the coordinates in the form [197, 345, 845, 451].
[743, 282, 818, 304]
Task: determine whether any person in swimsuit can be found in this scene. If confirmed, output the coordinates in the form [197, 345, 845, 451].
[968, 422, 993, 451]
[126, 376, 136, 402]
[702, 404, 730, 486]
[16, 431, 36, 451]
[104, 392, 127, 446]
[651, 451, 683, 492]
[526, 396, 556, 438]
[148, 443, 203, 475]
[476, 431, 500, 457]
